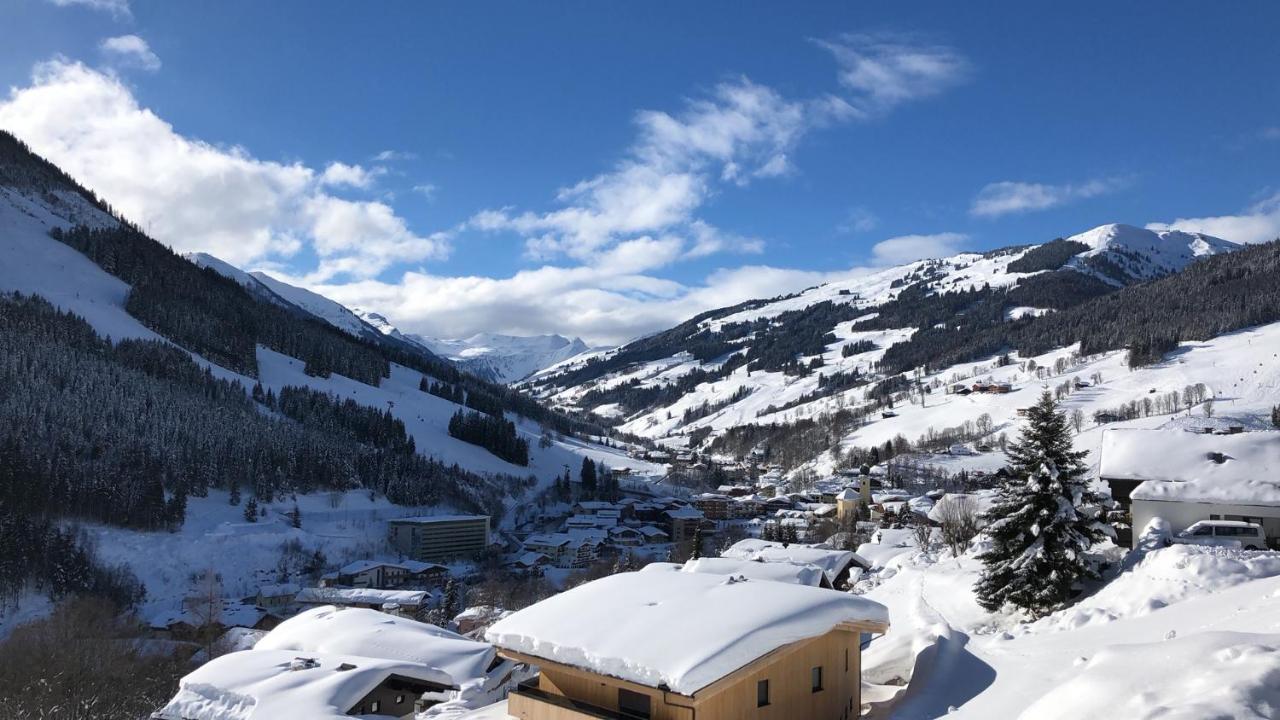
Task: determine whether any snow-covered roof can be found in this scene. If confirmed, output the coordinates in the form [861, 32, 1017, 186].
[678, 557, 828, 587]
[400, 560, 447, 574]
[295, 587, 430, 607]
[1102, 429, 1280, 506]
[720, 539, 869, 580]
[390, 514, 489, 524]
[338, 559, 393, 575]
[485, 570, 888, 695]
[835, 488, 860, 501]
[153, 648, 453, 720]
[256, 582, 300, 597]
[256, 606, 496, 685]
[665, 506, 704, 520]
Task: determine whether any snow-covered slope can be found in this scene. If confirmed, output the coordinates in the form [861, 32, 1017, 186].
[527, 223, 1242, 467]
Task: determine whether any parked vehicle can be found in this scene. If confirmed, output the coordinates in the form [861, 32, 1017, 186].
[1172, 520, 1267, 550]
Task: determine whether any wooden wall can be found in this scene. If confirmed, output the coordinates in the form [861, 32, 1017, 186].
[505, 628, 862, 720]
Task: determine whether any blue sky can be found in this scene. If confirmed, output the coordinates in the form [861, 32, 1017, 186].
[3, 1, 1279, 343]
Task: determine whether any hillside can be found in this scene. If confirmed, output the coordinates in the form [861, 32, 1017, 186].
[523, 223, 1272, 476]
[0, 131, 656, 628]
[408, 332, 593, 384]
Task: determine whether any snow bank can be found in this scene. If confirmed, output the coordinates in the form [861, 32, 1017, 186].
[1019, 631, 1280, 720]
[485, 570, 888, 695]
[1035, 544, 1280, 632]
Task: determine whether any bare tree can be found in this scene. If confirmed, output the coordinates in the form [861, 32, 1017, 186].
[911, 519, 935, 553]
[184, 567, 223, 661]
[937, 496, 981, 557]
[976, 413, 994, 437]
[1203, 398, 1215, 418]
[1070, 408, 1085, 434]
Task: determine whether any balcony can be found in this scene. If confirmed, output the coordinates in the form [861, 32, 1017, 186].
[508, 681, 634, 720]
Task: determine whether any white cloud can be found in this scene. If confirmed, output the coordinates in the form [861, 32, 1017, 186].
[99, 35, 160, 72]
[373, 149, 417, 162]
[1147, 191, 1280, 245]
[0, 59, 441, 279]
[412, 183, 437, 201]
[319, 161, 380, 189]
[1262, 127, 1280, 141]
[971, 178, 1125, 218]
[298, 262, 847, 346]
[837, 206, 878, 234]
[47, 0, 130, 19]
[871, 232, 968, 265]
[814, 32, 969, 116]
[472, 79, 806, 266]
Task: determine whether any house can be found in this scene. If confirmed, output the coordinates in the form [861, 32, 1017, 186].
[453, 605, 512, 636]
[664, 506, 706, 544]
[674, 557, 834, 589]
[720, 539, 870, 589]
[156, 605, 513, 720]
[692, 493, 734, 521]
[638, 525, 670, 543]
[608, 526, 644, 546]
[487, 570, 888, 720]
[522, 533, 600, 569]
[387, 515, 490, 562]
[254, 583, 300, 612]
[335, 560, 408, 589]
[511, 551, 550, 572]
[295, 587, 432, 616]
[1100, 428, 1280, 548]
[398, 560, 449, 588]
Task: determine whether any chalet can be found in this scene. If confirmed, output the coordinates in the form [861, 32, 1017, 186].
[295, 587, 432, 616]
[522, 533, 600, 569]
[951, 384, 971, 395]
[1093, 411, 1124, 424]
[488, 570, 888, 720]
[334, 560, 408, 589]
[387, 515, 490, 562]
[511, 551, 550, 572]
[991, 382, 1013, 394]
[1100, 428, 1280, 548]
[971, 381, 991, 393]
[573, 501, 623, 516]
[254, 583, 300, 612]
[608, 526, 644, 546]
[156, 605, 512, 720]
[675, 557, 834, 589]
[692, 493, 734, 521]
[721, 539, 870, 589]
[453, 605, 512, 636]
[638, 525, 670, 544]
[664, 506, 706, 544]
[398, 560, 449, 588]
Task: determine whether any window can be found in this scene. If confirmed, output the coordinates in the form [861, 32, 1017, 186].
[618, 688, 651, 719]
[370, 700, 380, 713]
[395, 694, 404, 704]
[812, 666, 824, 692]
[757, 679, 770, 707]
[1192, 525, 1213, 536]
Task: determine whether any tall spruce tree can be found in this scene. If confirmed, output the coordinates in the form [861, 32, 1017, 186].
[580, 457, 598, 497]
[974, 391, 1110, 617]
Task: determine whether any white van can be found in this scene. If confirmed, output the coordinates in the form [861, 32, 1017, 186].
[1174, 520, 1267, 550]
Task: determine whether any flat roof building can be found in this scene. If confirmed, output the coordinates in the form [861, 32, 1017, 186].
[388, 515, 490, 562]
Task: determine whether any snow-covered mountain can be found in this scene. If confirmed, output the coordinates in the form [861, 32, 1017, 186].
[412, 332, 593, 384]
[525, 222, 1246, 469]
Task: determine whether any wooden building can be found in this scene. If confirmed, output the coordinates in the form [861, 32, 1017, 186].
[486, 569, 888, 720]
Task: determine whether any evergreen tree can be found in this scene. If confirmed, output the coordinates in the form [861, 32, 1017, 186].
[229, 480, 241, 506]
[288, 504, 302, 529]
[580, 457, 598, 497]
[1272, 405, 1280, 429]
[691, 525, 704, 560]
[243, 496, 259, 523]
[974, 392, 1110, 617]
